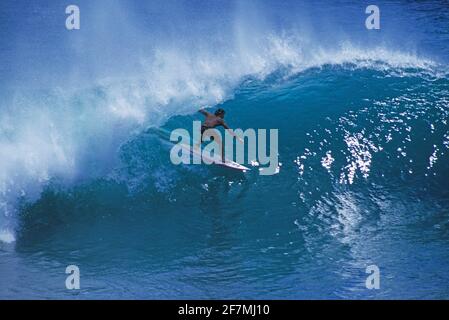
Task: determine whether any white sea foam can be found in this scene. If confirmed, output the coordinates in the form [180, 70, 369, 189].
[321, 151, 335, 171]
[0, 229, 15, 244]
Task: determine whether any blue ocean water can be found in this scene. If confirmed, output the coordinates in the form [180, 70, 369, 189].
[1, 0, 449, 299]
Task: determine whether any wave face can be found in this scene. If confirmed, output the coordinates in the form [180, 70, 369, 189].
[1, 0, 449, 299]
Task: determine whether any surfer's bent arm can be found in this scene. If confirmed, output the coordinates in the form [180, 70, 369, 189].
[199, 108, 211, 116]
[222, 122, 244, 143]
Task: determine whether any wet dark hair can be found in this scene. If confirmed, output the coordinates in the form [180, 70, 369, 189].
[215, 108, 225, 116]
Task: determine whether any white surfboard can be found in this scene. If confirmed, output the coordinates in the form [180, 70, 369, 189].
[215, 158, 251, 171]
[180, 144, 250, 171]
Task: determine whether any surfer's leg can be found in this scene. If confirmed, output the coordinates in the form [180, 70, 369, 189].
[221, 138, 225, 162]
[208, 132, 223, 162]
[212, 133, 224, 162]
[203, 129, 223, 163]
[195, 127, 206, 151]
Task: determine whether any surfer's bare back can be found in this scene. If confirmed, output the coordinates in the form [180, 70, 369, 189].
[198, 108, 227, 135]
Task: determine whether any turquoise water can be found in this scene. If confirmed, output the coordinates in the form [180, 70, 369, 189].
[1, 0, 449, 299]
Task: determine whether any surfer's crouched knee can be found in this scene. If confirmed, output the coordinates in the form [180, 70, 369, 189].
[201, 126, 214, 142]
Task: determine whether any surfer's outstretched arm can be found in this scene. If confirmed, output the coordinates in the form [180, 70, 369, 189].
[199, 108, 212, 116]
[222, 122, 244, 143]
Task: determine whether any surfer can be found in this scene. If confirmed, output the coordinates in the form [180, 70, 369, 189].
[198, 108, 243, 162]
